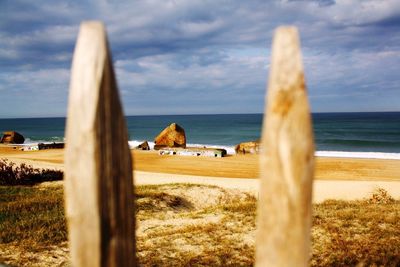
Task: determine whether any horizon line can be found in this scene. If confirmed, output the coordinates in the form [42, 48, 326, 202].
[0, 110, 400, 120]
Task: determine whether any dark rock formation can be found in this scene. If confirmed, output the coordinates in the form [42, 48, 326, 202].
[154, 123, 186, 150]
[0, 131, 25, 144]
[235, 140, 260, 155]
[135, 141, 150, 151]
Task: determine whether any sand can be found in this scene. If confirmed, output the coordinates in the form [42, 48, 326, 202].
[134, 171, 400, 203]
[1, 145, 399, 202]
[132, 150, 400, 181]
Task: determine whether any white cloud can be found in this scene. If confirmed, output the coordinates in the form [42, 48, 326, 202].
[1, 0, 400, 116]
[1, 25, 77, 47]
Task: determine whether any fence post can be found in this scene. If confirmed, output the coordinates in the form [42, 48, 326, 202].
[256, 27, 315, 266]
[64, 21, 136, 266]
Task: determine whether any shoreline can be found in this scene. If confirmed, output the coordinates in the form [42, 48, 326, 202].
[1, 146, 399, 181]
[11, 140, 400, 160]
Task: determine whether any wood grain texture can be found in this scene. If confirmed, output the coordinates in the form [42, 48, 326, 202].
[256, 27, 315, 267]
[64, 21, 136, 267]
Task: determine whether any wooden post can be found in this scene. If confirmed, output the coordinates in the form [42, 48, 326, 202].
[64, 21, 136, 267]
[256, 27, 315, 266]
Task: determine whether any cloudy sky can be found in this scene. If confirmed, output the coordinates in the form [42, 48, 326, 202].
[1, 0, 399, 118]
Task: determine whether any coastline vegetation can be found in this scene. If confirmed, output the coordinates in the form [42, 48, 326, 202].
[1, 179, 399, 266]
[0, 159, 63, 186]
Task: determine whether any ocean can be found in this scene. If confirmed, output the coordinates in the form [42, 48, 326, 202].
[0, 112, 399, 159]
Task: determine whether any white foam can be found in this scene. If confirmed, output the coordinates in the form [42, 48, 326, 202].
[23, 137, 65, 145]
[315, 151, 400, 160]
[23, 138, 37, 144]
[21, 139, 45, 146]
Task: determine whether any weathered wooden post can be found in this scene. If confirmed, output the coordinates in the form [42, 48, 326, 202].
[64, 21, 136, 266]
[256, 27, 315, 266]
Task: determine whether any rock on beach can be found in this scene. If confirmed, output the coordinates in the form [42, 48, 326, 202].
[235, 140, 260, 154]
[154, 123, 186, 150]
[0, 131, 25, 144]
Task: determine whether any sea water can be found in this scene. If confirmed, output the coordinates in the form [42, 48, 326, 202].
[0, 112, 399, 158]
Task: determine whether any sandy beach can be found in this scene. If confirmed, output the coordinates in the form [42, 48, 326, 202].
[1, 146, 399, 180]
[1, 145, 399, 202]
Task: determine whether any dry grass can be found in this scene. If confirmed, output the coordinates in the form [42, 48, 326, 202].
[312, 189, 400, 266]
[0, 184, 68, 266]
[1, 184, 399, 266]
[136, 184, 256, 266]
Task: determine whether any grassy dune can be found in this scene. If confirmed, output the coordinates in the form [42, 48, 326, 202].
[0, 183, 399, 266]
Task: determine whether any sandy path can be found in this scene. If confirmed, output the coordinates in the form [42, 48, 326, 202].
[134, 171, 400, 203]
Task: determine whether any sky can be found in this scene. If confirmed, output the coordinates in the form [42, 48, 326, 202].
[0, 0, 399, 118]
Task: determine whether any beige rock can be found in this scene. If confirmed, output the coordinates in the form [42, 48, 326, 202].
[235, 140, 260, 154]
[0, 131, 25, 144]
[154, 123, 186, 150]
[135, 141, 150, 151]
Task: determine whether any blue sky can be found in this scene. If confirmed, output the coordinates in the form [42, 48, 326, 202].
[1, 0, 399, 118]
